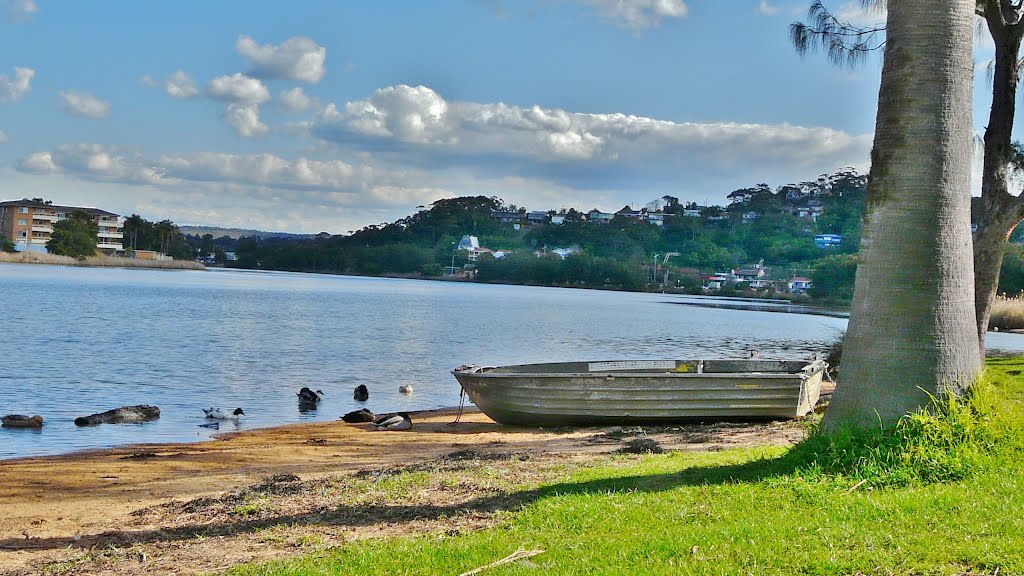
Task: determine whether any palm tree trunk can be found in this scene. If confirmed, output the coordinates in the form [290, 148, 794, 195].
[823, 0, 981, 429]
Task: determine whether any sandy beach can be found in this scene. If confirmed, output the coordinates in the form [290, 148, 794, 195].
[0, 408, 806, 575]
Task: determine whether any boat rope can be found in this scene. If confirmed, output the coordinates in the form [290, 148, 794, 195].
[450, 387, 467, 425]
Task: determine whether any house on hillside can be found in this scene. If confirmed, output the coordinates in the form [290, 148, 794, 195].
[814, 234, 843, 248]
[702, 274, 729, 290]
[489, 210, 522, 224]
[788, 277, 813, 293]
[527, 211, 549, 225]
[645, 213, 665, 226]
[551, 215, 566, 225]
[457, 235, 480, 251]
[587, 210, 614, 224]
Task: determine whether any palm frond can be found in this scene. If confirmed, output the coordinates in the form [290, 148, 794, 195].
[790, 0, 885, 69]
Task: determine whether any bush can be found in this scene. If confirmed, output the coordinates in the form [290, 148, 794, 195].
[1, 236, 15, 253]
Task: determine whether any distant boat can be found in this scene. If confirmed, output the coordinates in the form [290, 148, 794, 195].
[452, 359, 826, 426]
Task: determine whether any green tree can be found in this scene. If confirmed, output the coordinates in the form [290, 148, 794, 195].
[47, 211, 99, 258]
[823, 0, 982, 429]
[1, 235, 16, 253]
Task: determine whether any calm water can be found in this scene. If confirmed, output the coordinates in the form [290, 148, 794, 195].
[3, 264, 1023, 460]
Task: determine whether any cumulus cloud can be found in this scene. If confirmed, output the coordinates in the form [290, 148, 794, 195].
[139, 74, 158, 87]
[280, 86, 313, 112]
[758, 1, 781, 16]
[207, 73, 270, 104]
[0, 66, 34, 103]
[236, 35, 326, 83]
[13, 144, 445, 215]
[582, 0, 688, 29]
[165, 70, 198, 99]
[313, 84, 870, 173]
[224, 103, 268, 137]
[59, 90, 111, 118]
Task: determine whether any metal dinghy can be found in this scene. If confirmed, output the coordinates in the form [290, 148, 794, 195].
[452, 359, 827, 426]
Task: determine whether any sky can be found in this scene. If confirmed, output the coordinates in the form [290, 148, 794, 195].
[0, 0, 1005, 234]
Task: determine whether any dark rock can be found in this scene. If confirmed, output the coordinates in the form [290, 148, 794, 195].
[74, 405, 160, 427]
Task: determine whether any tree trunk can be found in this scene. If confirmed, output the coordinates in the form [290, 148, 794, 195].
[974, 6, 1024, 353]
[823, 0, 981, 429]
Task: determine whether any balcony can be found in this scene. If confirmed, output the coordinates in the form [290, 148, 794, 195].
[97, 231, 124, 239]
[97, 219, 123, 228]
[97, 241, 123, 250]
[32, 224, 53, 233]
[29, 238, 47, 245]
[32, 212, 57, 222]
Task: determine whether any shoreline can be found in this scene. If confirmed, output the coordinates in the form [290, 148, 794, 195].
[0, 407, 804, 575]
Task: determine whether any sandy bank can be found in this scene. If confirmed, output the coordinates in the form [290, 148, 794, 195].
[0, 407, 805, 575]
[0, 252, 205, 270]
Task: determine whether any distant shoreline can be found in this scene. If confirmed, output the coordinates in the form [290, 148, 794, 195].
[0, 251, 206, 270]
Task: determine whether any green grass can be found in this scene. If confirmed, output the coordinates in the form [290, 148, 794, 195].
[229, 359, 1024, 576]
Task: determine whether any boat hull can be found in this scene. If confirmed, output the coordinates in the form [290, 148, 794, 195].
[453, 359, 825, 426]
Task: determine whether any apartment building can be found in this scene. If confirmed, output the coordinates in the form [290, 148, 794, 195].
[0, 198, 124, 252]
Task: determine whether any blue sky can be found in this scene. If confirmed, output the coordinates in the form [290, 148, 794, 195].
[0, 1, 1000, 233]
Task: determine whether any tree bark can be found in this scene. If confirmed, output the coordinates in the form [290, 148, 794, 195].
[974, 3, 1024, 352]
[823, 0, 982, 429]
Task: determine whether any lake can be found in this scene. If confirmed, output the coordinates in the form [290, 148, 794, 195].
[3, 264, 1023, 460]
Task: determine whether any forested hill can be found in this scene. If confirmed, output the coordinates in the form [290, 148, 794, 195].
[221, 168, 1024, 302]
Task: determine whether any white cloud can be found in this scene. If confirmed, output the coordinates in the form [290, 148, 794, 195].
[759, 1, 781, 16]
[139, 74, 158, 87]
[236, 35, 326, 84]
[5, 0, 37, 20]
[59, 90, 111, 118]
[224, 103, 268, 137]
[0, 129, 7, 143]
[280, 86, 313, 112]
[836, 1, 885, 26]
[207, 73, 270, 104]
[165, 70, 199, 99]
[0, 66, 34, 103]
[313, 85, 871, 173]
[13, 145, 446, 219]
[582, 0, 688, 29]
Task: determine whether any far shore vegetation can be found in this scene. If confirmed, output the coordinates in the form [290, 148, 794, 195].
[228, 357, 1024, 575]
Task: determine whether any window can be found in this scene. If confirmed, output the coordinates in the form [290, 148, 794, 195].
[17, 219, 27, 225]
[18, 207, 28, 214]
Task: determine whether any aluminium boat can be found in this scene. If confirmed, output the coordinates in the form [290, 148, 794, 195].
[452, 359, 826, 426]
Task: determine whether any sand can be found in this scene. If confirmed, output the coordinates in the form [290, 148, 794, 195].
[0, 408, 806, 575]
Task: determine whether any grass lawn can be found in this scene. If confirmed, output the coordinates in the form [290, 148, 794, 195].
[230, 359, 1024, 576]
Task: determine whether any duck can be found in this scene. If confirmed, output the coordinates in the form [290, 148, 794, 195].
[398, 385, 414, 395]
[297, 387, 324, 404]
[353, 385, 369, 402]
[1, 415, 44, 428]
[373, 412, 412, 431]
[203, 407, 245, 420]
[341, 408, 375, 423]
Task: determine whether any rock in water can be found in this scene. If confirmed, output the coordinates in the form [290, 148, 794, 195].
[74, 405, 161, 427]
[341, 408, 375, 423]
